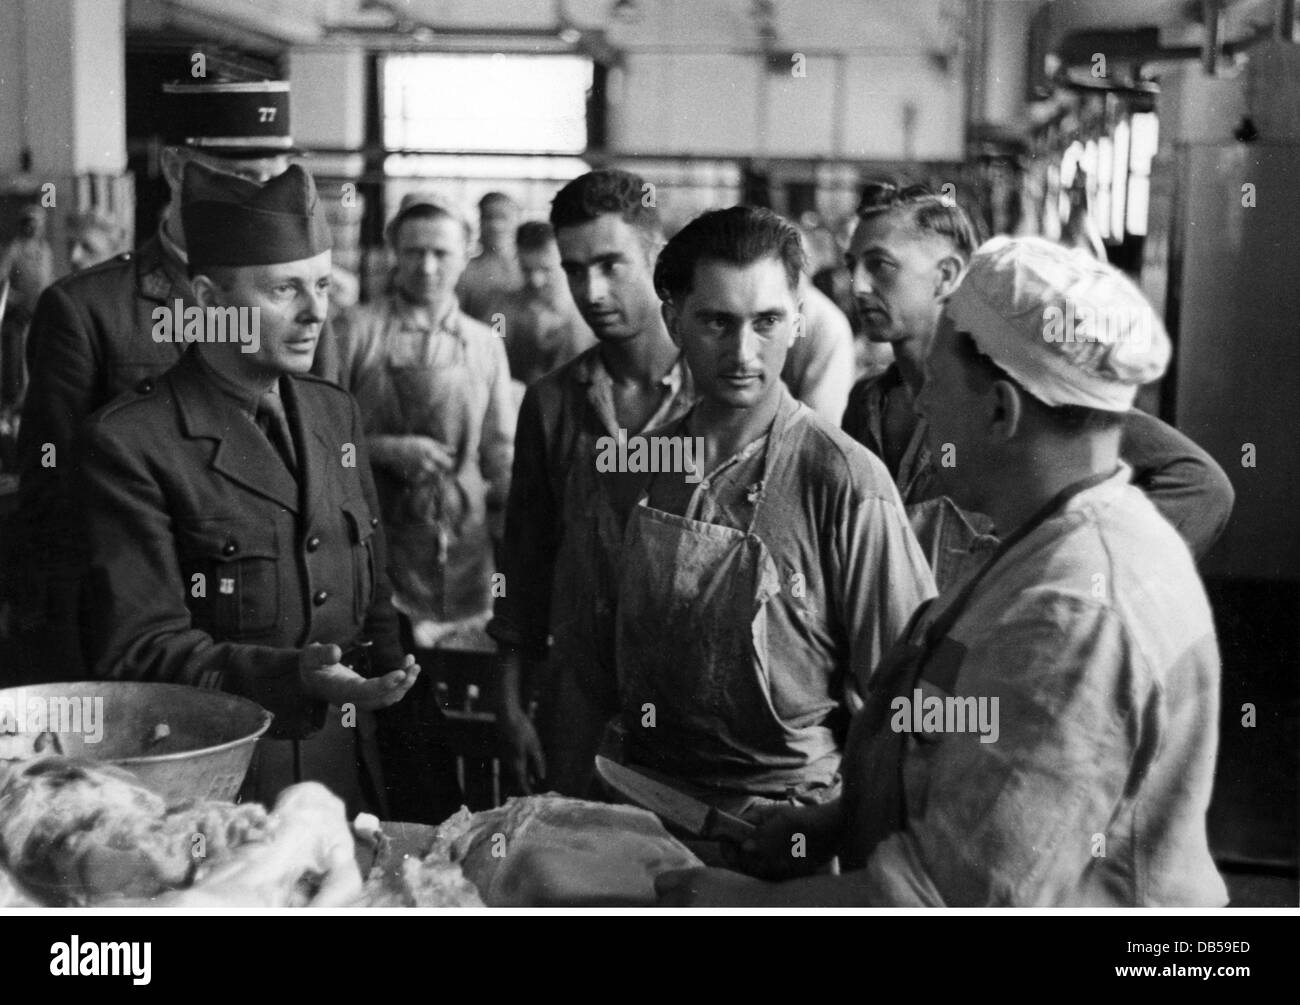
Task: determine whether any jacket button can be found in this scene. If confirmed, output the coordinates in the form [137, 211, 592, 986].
[313, 590, 328, 606]
[306, 536, 321, 552]
[222, 541, 238, 556]
[136, 377, 155, 394]
[370, 517, 379, 528]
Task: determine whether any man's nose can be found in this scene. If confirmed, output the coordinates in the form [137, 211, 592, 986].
[850, 264, 874, 298]
[583, 269, 610, 304]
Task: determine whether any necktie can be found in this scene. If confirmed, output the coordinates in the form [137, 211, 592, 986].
[255, 390, 298, 474]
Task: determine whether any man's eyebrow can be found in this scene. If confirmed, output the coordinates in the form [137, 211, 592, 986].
[562, 251, 626, 268]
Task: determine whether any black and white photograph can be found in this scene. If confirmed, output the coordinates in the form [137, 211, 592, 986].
[0, 0, 1295, 942]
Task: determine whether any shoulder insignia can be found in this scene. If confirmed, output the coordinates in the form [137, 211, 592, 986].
[139, 267, 172, 301]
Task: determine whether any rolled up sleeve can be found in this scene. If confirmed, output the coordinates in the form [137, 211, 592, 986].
[838, 491, 937, 704]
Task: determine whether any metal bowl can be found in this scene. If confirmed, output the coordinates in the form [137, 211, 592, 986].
[0, 681, 273, 806]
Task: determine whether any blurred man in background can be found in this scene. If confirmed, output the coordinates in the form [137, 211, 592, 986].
[335, 191, 513, 822]
[490, 168, 695, 798]
[0, 205, 54, 409]
[66, 210, 129, 275]
[498, 220, 595, 386]
[457, 191, 522, 325]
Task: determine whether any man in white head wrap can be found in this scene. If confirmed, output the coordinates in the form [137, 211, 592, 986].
[657, 236, 1229, 907]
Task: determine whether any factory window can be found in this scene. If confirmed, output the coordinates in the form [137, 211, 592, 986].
[383, 53, 593, 155]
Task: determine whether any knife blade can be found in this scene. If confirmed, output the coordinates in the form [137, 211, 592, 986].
[594, 756, 755, 844]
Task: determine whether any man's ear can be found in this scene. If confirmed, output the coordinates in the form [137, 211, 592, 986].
[661, 300, 682, 348]
[160, 146, 189, 199]
[989, 378, 1025, 443]
[190, 273, 219, 309]
[934, 253, 965, 299]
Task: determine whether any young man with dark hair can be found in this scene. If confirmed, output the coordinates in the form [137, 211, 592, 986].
[840, 182, 1234, 589]
[457, 191, 522, 324]
[489, 168, 695, 797]
[498, 220, 595, 385]
[659, 238, 1227, 907]
[614, 205, 934, 822]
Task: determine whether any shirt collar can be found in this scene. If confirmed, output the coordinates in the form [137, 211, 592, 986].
[193, 347, 275, 417]
[391, 293, 462, 339]
[575, 346, 688, 391]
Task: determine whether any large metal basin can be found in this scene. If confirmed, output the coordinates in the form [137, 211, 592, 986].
[0, 681, 273, 805]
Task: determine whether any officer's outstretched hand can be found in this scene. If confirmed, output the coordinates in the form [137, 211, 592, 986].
[299, 644, 420, 710]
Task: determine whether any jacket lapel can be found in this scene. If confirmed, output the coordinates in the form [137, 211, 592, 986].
[283, 375, 335, 526]
[172, 350, 300, 512]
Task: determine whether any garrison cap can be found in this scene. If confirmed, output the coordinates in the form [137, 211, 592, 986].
[162, 79, 298, 158]
[944, 236, 1171, 412]
[182, 161, 332, 270]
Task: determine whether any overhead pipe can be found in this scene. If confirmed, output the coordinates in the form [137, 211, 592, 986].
[1202, 0, 1221, 75]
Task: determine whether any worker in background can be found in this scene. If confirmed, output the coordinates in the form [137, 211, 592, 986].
[490, 169, 696, 798]
[334, 192, 512, 822]
[5, 77, 337, 687]
[0, 205, 54, 408]
[615, 206, 934, 823]
[66, 210, 129, 275]
[659, 237, 1227, 907]
[77, 162, 421, 815]
[839, 181, 1234, 590]
[498, 220, 595, 386]
[457, 191, 522, 325]
[780, 272, 855, 424]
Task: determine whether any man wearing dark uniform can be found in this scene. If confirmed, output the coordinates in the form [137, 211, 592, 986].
[77, 162, 420, 813]
[6, 78, 337, 686]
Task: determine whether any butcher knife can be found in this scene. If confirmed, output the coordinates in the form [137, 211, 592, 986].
[594, 756, 755, 844]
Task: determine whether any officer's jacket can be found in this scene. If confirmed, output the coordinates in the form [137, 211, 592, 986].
[76, 347, 400, 739]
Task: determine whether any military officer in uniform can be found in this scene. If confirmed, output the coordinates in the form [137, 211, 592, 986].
[76, 161, 420, 813]
[6, 77, 339, 686]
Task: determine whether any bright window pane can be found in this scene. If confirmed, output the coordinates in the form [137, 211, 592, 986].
[384, 54, 593, 154]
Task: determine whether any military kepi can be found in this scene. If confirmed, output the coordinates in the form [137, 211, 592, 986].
[182, 161, 332, 270]
[162, 80, 297, 157]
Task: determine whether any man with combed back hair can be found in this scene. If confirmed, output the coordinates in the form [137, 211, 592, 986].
[614, 205, 934, 830]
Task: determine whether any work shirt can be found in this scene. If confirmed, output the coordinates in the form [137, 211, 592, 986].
[842, 467, 1228, 906]
[336, 295, 514, 624]
[487, 345, 694, 662]
[842, 364, 1236, 586]
[619, 389, 936, 794]
[781, 280, 855, 425]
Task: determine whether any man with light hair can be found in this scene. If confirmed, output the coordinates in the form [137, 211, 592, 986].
[660, 236, 1228, 907]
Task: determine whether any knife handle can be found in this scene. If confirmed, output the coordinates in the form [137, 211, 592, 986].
[704, 807, 756, 844]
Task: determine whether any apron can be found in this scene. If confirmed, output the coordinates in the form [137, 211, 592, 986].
[366, 305, 492, 624]
[616, 409, 824, 796]
[539, 367, 690, 796]
[840, 469, 1116, 869]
